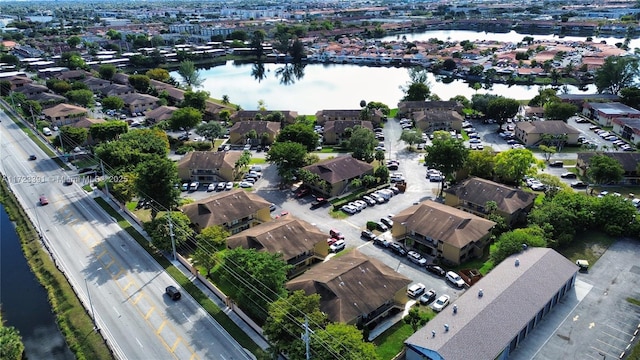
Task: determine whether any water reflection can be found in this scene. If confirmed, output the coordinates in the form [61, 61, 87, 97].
[251, 62, 267, 83]
[274, 63, 306, 85]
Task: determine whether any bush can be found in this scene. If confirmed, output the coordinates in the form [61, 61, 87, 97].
[175, 146, 194, 155]
[366, 221, 378, 231]
[187, 141, 212, 151]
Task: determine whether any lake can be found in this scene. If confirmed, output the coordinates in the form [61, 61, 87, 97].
[172, 28, 631, 114]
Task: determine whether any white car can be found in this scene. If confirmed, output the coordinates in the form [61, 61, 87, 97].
[207, 183, 216, 192]
[239, 181, 253, 188]
[341, 205, 358, 214]
[189, 182, 200, 191]
[225, 182, 233, 190]
[217, 182, 225, 191]
[407, 251, 428, 266]
[431, 294, 451, 312]
[349, 201, 363, 211]
[243, 144, 252, 151]
[354, 200, 368, 209]
[446, 271, 466, 288]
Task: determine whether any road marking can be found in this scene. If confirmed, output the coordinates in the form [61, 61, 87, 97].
[573, 315, 579, 321]
[590, 346, 617, 358]
[589, 322, 596, 329]
[605, 324, 634, 337]
[132, 293, 143, 304]
[146, 307, 156, 320]
[156, 319, 166, 333]
[595, 338, 624, 352]
[601, 330, 631, 342]
[171, 338, 181, 351]
[136, 337, 143, 348]
[112, 306, 120, 318]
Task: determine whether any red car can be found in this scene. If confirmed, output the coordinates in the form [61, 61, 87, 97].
[39, 195, 49, 206]
[296, 187, 310, 198]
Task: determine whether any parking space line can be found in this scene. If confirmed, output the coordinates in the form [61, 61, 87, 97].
[589, 346, 618, 359]
[595, 338, 624, 352]
[604, 324, 634, 337]
[600, 330, 630, 343]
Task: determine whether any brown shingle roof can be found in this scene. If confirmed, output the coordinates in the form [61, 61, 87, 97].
[302, 156, 373, 184]
[229, 121, 280, 136]
[515, 120, 580, 135]
[393, 200, 495, 248]
[145, 105, 178, 122]
[286, 250, 411, 324]
[177, 151, 241, 173]
[226, 216, 325, 261]
[415, 109, 463, 123]
[70, 117, 106, 128]
[577, 151, 640, 172]
[324, 120, 373, 134]
[119, 92, 159, 105]
[14, 83, 48, 94]
[42, 103, 88, 118]
[444, 177, 537, 214]
[181, 189, 271, 229]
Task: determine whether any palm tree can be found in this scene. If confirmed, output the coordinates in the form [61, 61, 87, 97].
[177, 60, 203, 89]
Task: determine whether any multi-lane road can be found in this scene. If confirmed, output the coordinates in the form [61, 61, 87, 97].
[0, 109, 252, 360]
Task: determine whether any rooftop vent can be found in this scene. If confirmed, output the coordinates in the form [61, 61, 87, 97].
[515, 258, 520, 267]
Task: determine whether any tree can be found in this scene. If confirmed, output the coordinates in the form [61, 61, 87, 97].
[528, 88, 559, 107]
[486, 97, 520, 130]
[98, 64, 117, 80]
[221, 248, 291, 322]
[366, 101, 390, 116]
[135, 155, 180, 219]
[89, 121, 128, 142]
[374, 149, 385, 162]
[222, 95, 230, 104]
[251, 30, 267, 59]
[59, 126, 88, 147]
[592, 195, 639, 236]
[128, 74, 151, 93]
[619, 86, 640, 107]
[192, 225, 230, 277]
[494, 148, 540, 184]
[102, 96, 125, 111]
[401, 67, 431, 101]
[0, 317, 24, 360]
[234, 150, 252, 172]
[177, 60, 204, 88]
[195, 121, 225, 147]
[528, 190, 593, 247]
[276, 123, 319, 151]
[465, 148, 495, 179]
[471, 93, 499, 114]
[489, 226, 547, 264]
[449, 95, 471, 108]
[307, 323, 380, 360]
[169, 107, 203, 132]
[539, 144, 557, 162]
[66, 35, 81, 48]
[404, 307, 431, 331]
[586, 154, 624, 184]
[266, 141, 308, 182]
[544, 102, 577, 121]
[143, 211, 194, 251]
[183, 90, 209, 112]
[65, 89, 94, 107]
[400, 128, 423, 149]
[424, 131, 469, 191]
[263, 290, 329, 357]
[146, 68, 171, 82]
[594, 56, 639, 94]
[59, 51, 86, 70]
[442, 58, 457, 71]
[347, 126, 378, 162]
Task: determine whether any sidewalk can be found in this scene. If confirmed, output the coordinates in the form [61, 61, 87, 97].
[96, 191, 271, 354]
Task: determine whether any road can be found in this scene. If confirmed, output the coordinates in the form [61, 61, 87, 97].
[0, 110, 251, 360]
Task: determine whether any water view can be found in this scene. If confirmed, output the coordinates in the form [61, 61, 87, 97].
[0, 205, 75, 360]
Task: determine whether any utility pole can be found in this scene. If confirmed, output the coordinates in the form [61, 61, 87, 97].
[100, 159, 109, 198]
[85, 278, 98, 332]
[168, 212, 177, 261]
[302, 315, 311, 360]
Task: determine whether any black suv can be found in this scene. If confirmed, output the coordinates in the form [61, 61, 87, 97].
[361, 230, 375, 241]
[425, 264, 446, 277]
[165, 286, 181, 301]
[389, 243, 407, 256]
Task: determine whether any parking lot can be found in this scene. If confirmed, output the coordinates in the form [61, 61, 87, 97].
[511, 238, 640, 360]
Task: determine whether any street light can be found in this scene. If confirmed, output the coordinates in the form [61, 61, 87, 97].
[85, 278, 98, 332]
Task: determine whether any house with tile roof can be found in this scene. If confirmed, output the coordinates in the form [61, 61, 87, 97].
[405, 248, 578, 360]
[413, 109, 463, 134]
[145, 105, 178, 124]
[82, 76, 111, 92]
[177, 150, 242, 183]
[323, 120, 373, 144]
[576, 152, 640, 185]
[301, 156, 374, 197]
[228, 121, 280, 145]
[230, 110, 298, 124]
[315, 109, 385, 126]
[99, 83, 135, 98]
[14, 83, 49, 98]
[514, 120, 581, 146]
[444, 177, 537, 227]
[582, 102, 640, 127]
[57, 69, 91, 81]
[4, 75, 32, 89]
[286, 250, 412, 327]
[397, 100, 463, 119]
[391, 200, 496, 265]
[181, 189, 272, 234]
[119, 92, 159, 114]
[226, 216, 330, 277]
[27, 92, 66, 106]
[42, 103, 88, 126]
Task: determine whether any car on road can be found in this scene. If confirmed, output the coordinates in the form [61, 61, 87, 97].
[446, 271, 466, 288]
[571, 181, 588, 189]
[361, 230, 376, 241]
[549, 161, 564, 167]
[425, 264, 446, 277]
[225, 182, 233, 190]
[560, 172, 577, 179]
[63, 178, 73, 186]
[39, 195, 49, 206]
[28, 155, 37, 160]
[165, 286, 181, 301]
[431, 294, 451, 312]
[419, 289, 437, 305]
[407, 251, 428, 266]
[207, 183, 216, 192]
[239, 181, 253, 188]
[389, 242, 407, 256]
[407, 283, 426, 298]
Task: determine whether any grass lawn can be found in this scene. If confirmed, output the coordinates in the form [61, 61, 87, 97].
[126, 201, 137, 211]
[213, 139, 225, 150]
[73, 158, 99, 169]
[557, 231, 616, 266]
[249, 157, 266, 164]
[388, 109, 398, 119]
[82, 184, 93, 192]
[589, 185, 640, 198]
[373, 321, 414, 359]
[329, 208, 349, 219]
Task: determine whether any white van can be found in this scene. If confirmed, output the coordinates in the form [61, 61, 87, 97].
[42, 127, 52, 136]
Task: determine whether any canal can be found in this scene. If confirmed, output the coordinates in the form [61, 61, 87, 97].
[0, 204, 75, 360]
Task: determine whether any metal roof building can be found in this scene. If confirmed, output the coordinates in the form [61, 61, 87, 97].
[405, 248, 578, 360]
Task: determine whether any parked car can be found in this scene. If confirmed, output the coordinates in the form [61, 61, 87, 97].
[362, 196, 377, 206]
[296, 187, 311, 198]
[310, 197, 328, 209]
[354, 200, 368, 210]
[217, 182, 225, 191]
[373, 237, 390, 247]
[225, 182, 233, 190]
[269, 203, 276, 212]
[189, 181, 200, 191]
[425, 264, 446, 277]
[419, 289, 437, 305]
[380, 217, 393, 228]
[361, 230, 376, 241]
[341, 205, 358, 215]
[549, 161, 564, 167]
[239, 181, 253, 188]
[560, 172, 577, 179]
[431, 294, 451, 312]
[375, 221, 389, 232]
[407, 251, 428, 266]
[571, 181, 588, 189]
[329, 240, 346, 253]
[207, 183, 216, 192]
[330, 229, 345, 240]
[181, 183, 189, 191]
[446, 271, 466, 288]
[407, 283, 426, 298]
[389, 242, 407, 256]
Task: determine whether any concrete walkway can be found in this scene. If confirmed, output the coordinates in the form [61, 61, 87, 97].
[95, 191, 271, 354]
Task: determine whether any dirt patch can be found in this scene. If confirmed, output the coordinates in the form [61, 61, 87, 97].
[588, 243, 608, 258]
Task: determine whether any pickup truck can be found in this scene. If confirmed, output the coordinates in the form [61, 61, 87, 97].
[310, 197, 328, 209]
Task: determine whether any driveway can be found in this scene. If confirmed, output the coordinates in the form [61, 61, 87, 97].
[511, 238, 640, 360]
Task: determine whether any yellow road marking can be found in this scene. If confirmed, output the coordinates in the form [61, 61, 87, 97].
[145, 307, 156, 320]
